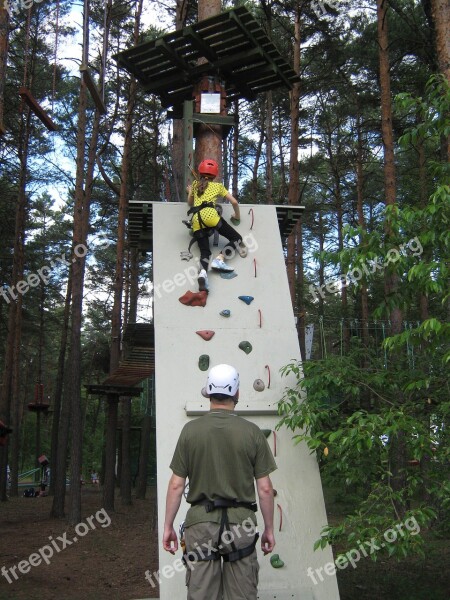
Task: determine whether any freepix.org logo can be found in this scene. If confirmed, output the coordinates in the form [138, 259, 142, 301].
[3, 0, 44, 18]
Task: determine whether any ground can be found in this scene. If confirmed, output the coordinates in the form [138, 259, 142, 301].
[0, 486, 159, 600]
[0, 485, 448, 600]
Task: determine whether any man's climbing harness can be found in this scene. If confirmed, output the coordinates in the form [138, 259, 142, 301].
[183, 498, 259, 564]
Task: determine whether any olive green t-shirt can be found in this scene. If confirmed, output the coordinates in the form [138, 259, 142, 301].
[170, 410, 277, 527]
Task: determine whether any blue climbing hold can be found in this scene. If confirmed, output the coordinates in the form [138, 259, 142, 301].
[220, 271, 238, 279]
[220, 309, 231, 317]
[238, 295, 254, 305]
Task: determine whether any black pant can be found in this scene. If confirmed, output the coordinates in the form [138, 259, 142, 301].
[194, 219, 243, 272]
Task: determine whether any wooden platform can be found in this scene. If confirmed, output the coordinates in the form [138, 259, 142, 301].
[114, 6, 298, 108]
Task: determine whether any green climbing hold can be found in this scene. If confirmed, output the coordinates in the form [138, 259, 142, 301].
[198, 355, 210, 371]
[270, 554, 285, 568]
[238, 341, 252, 354]
[238, 295, 254, 305]
[261, 429, 271, 438]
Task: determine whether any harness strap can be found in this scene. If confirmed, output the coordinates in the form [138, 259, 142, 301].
[222, 533, 259, 563]
[191, 498, 257, 512]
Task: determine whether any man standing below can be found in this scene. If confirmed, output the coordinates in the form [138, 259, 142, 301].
[163, 364, 277, 600]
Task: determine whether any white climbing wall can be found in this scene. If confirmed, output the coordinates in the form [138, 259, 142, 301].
[153, 202, 340, 600]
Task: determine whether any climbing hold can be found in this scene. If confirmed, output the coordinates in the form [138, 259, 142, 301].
[196, 330, 215, 341]
[270, 554, 285, 569]
[179, 291, 208, 307]
[198, 355, 210, 371]
[261, 429, 271, 438]
[220, 271, 238, 279]
[220, 310, 231, 318]
[253, 379, 265, 392]
[201, 387, 209, 398]
[265, 364, 271, 388]
[238, 341, 252, 354]
[238, 295, 254, 305]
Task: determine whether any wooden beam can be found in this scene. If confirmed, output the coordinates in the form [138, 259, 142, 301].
[18, 87, 57, 131]
[79, 65, 107, 115]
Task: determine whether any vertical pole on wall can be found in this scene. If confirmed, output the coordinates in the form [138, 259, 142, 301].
[183, 99, 194, 197]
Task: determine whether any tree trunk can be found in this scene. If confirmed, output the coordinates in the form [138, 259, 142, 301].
[49, 272, 72, 498]
[135, 412, 152, 500]
[418, 138, 429, 320]
[104, 0, 142, 513]
[430, 0, 450, 85]
[232, 98, 239, 198]
[265, 91, 273, 204]
[0, 7, 9, 131]
[171, 0, 189, 201]
[287, 3, 301, 310]
[0, 105, 31, 500]
[120, 398, 132, 505]
[103, 395, 118, 510]
[252, 112, 265, 201]
[356, 109, 370, 351]
[377, 0, 406, 518]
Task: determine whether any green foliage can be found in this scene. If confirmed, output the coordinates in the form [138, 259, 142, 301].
[278, 75, 450, 557]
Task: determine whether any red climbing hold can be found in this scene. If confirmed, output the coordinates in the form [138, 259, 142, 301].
[179, 291, 208, 307]
[196, 330, 215, 341]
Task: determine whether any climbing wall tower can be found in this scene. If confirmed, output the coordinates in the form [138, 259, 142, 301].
[151, 201, 340, 600]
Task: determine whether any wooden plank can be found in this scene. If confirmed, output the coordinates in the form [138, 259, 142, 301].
[18, 87, 57, 131]
[79, 66, 107, 115]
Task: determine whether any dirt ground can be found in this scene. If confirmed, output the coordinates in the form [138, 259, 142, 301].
[0, 486, 159, 600]
[1, 485, 449, 600]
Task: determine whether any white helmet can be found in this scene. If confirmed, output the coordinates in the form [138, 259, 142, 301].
[206, 364, 240, 398]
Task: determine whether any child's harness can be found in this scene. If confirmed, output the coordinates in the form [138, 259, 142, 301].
[180, 202, 223, 261]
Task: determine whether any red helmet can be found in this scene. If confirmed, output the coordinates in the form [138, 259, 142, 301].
[198, 159, 219, 178]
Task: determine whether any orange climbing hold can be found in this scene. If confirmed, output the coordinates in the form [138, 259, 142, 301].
[178, 290, 208, 307]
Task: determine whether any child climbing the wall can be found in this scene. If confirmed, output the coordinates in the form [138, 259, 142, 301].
[187, 158, 247, 293]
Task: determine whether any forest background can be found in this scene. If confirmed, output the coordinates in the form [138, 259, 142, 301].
[0, 0, 448, 597]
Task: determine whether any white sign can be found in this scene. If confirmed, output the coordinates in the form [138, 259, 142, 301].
[200, 93, 221, 114]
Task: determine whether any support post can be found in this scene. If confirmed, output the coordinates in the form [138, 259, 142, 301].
[183, 99, 194, 195]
